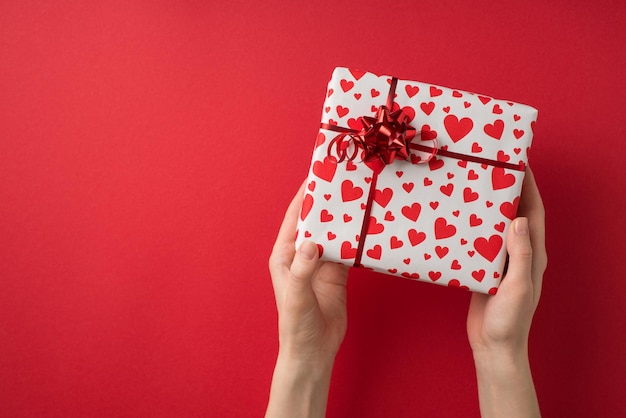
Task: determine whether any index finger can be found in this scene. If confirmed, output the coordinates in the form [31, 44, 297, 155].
[275, 181, 307, 245]
[518, 167, 547, 282]
[270, 181, 307, 271]
[518, 168, 546, 247]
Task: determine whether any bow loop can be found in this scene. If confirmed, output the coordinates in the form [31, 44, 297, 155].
[330, 105, 419, 174]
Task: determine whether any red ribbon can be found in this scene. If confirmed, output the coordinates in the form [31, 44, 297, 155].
[320, 77, 524, 267]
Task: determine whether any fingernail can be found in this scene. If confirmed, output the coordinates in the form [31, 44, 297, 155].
[300, 241, 316, 260]
[515, 217, 529, 235]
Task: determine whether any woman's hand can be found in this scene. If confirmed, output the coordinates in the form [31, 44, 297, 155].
[266, 182, 349, 418]
[466, 167, 547, 418]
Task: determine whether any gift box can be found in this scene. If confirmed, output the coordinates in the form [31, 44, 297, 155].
[295, 67, 537, 294]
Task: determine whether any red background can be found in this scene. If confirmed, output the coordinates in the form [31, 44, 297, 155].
[1, 1, 625, 417]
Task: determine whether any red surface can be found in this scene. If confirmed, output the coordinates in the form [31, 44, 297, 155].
[1, 1, 625, 417]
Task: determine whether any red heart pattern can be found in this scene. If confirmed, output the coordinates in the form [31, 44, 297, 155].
[341, 180, 363, 202]
[420, 101, 435, 115]
[374, 188, 393, 207]
[367, 217, 384, 234]
[367, 245, 382, 260]
[405, 85, 419, 98]
[313, 156, 337, 183]
[491, 167, 516, 190]
[408, 229, 426, 246]
[340, 79, 354, 92]
[390, 236, 404, 249]
[484, 119, 504, 140]
[341, 241, 357, 259]
[320, 209, 333, 222]
[499, 197, 520, 220]
[474, 235, 503, 262]
[300, 194, 314, 221]
[463, 187, 478, 202]
[444, 114, 474, 143]
[401, 203, 422, 221]
[434, 217, 456, 239]
[296, 67, 537, 294]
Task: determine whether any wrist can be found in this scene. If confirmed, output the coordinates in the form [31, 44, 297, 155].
[472, 346, 540, 418]
[275, 348, 336, 381]
[472, 345, 530, 379]
[277, 335, 340, 368]
[265, 353, 336, 418]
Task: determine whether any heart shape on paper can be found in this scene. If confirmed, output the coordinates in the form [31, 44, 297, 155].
[484, 119, 504, 140]
[491, 167, 516, 190]
[315, 132, 326, 148]
[402, 203, 422, 222]
[497, 150, 510, 162]
[405, 85, 419, 98]
[420, 124, 437, 141]
[430, 86, 443, 97]
[300, 194, 314, 221]
[428, 157, 445, 171]
[471, 142, 483, 153]
[474, 235, 503, 262]
[420, 101, 435, 115]
[472, 269, 486, 282]
[435, 217, 457, 240]
[374, 188, 393, 208]
[444, 115, 474, 143]
[408, 229, 426, 246]
[349, 69, 366, 80]
[320, 209, 333, 222]
[500, 197, 520, 220]
[341, 180, 363, 202]
[340, 79, 354, 92]
[469, 214, 483, 226]
[463, 187, 479, 202]
[448, 279, 469, 291]
[336, 105, 350, 118]
[341, 241, 357, 259]
[366, 245, 382, 260]
[390, 236, 404, 249]
[440, 183, 454, 197]
[312, 156, 337, 183]
[367, 217, 384, 234]
[347, 118, 361, 130]
[435, 245, 449, 258]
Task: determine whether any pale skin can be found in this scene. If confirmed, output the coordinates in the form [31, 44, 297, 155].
[266, 168, 547, 418]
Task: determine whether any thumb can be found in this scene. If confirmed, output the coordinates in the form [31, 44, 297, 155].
[502, 217, 533, 285]
[286, 240, 319, 303]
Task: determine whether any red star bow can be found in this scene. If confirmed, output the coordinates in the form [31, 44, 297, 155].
[329, 105, 417, 175]
[355, 105, 417, 174]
